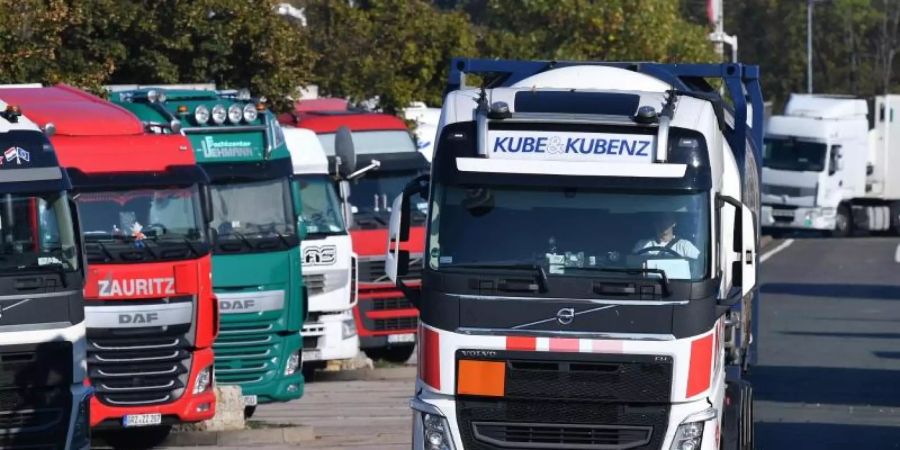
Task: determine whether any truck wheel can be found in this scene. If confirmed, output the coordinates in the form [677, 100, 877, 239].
[832, 204, 851, 237]
[722, 380, 754, 450]
[102, 425, 172, 450]
[365, 345, 415, 364]
[890, 202, 900, 235]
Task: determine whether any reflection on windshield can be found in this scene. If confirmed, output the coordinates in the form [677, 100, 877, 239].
[0, 192, 78, 272]
[298, 175, 344, 236]
[79, 187, 204, 245]
[210, 178, 296, 247]
[317, 130, 416, 156]
[429, 185, 710, 281]
[764, 138, 827, 172]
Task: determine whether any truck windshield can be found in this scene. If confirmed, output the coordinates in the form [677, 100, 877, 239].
[763, 137, 827, 172]
[428, 184, 710, 281]
[0, 192, 78, 272]
[298, 174, 345, 237]
[348, 170, 427, 226]
[210, 177, 297, 252]
[317, 130, 416, 155]
[78, 186, 206, 260]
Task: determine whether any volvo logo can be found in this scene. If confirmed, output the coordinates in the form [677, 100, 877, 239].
[556, 308, 575, 325]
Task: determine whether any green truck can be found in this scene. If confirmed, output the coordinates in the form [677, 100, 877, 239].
[110, 87, 306, 414]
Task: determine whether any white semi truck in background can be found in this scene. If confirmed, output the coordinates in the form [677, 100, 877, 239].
[386, 59, 762, 450]
[284, 127, 360, 375]
[762, 94, 900, 235]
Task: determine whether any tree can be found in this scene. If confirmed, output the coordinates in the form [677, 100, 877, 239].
[303, 0, 476, 113]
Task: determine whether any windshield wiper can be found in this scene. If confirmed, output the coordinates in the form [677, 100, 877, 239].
[221, 230, 254, 251]
[563, 266, 670, 296]
[272, 230, 294, 249]
[447, 263, 548, 293]
[159, 234, 202, 258]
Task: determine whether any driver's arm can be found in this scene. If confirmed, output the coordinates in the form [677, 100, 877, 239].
[680, 240, 701, 259]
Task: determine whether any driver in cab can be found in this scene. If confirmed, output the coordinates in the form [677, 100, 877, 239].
[633, 213, 700, 259]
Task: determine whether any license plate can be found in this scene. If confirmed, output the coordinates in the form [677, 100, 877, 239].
[243, 395, 258, 407]
[388, 333, 415, 344]
[122, 413, 162, 427]
[302, 349, 322, 362]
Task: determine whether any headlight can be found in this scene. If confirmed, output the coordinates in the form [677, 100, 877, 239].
[341, 318, 357, 339]
[422, 413, 456, 450]
[242, 103, 258, 122]
[284, 351, 301, 376]
[227, 104, 243, 124]
[211, 104, 227, 125]
[194, 105, 210, 125]
[193, 366, 212, 394]
[669, 408, 714, 450]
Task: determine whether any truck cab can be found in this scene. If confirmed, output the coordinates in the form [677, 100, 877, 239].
[0, 85, 218, 443]
[111, 88, 306, 413]
[0, 101, 92, 450]
[283, 126, 360, 372]
[282, 109, 427, 363]
[386, 60, 762, 450]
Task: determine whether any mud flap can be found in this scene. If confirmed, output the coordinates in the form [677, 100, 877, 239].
[722, 379, 754, 450]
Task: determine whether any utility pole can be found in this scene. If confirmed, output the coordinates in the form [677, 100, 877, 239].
[807, 0, 814, 93]
[707, 0, 738, 62]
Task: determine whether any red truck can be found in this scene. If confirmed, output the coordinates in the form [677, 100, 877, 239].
[0, 85, 217, 445]
[281, 109, 426, 362]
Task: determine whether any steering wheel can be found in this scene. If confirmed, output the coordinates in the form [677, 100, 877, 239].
[635, 246, 682, 258]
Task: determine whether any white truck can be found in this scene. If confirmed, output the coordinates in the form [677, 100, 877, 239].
[762, 94, 900, 235]
[386, 59, 761, 450]
[0, 100, 92, 449]
[284, 126, 360, 374]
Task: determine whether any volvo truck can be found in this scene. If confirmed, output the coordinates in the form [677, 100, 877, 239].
[281, 109, 426, 363]
[762, 94, 900, 235]
[386, 59, 762, 450]
[283, 126, 359, 374]
[0, 100, 92, 450]
[111, 87, 305, 415]
[0, 85, 218, 445]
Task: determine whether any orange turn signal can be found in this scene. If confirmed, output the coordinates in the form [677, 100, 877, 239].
[177, 105, 189, 114]
[457, 359, 505, 397]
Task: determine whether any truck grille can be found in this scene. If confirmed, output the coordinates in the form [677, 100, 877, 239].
[88, 329, 191, 406]
[304, 273, 326, 296]
[0, 342, 74, 450]
[472, 422, 652, 450]
[763, 184, 816, 197]
[214, 322, 280, 386]
[372, 297, 414, 310]
[373, 316, 418, 331]
[358, 256, 423, 283]
[458, 400, 668, 450]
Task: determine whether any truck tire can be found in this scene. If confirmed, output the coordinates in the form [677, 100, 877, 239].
[891, 202, 900, 235]
[102, 425, 173, 450]
[364, 344, 415, 364]
[832, 204, 852, 237]
[722, 380, 754, 450]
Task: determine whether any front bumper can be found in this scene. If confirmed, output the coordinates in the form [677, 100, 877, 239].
[761, 204, 836, 230]
[90, 348, 216, 428]
[410, 391, 721, 450]
[302, 310, 359, 362]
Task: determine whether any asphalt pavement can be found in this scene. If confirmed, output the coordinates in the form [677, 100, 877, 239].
[752, 236, 900, 449]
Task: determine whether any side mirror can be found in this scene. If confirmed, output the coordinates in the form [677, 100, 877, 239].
[297, 215, 308, 240]
[208, 226, 218, 246]
[829, 145, 842, 175]
[201, 185, 214, 224]
[338, 180, 354, 229]
[69, 198, 87, 283]
[739, 204, 758, 297]
[334, 126, 357, 178]
[386, 194, 409, 283]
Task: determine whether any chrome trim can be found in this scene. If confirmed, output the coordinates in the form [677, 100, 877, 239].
[92, 338, 180, 351]
[217, 325, 274, 336]
[682, 407, 718, 424]
[214, 349, 271, 359]
[213, 336, 273, 346]
[94, 350, 180, 363]
[97, 366, 178, 377]
[182, 125, 266, 133]
[105, 395, 171, 406]
[216, 375, 263, 384]
[409, 398, 444, 416]
[100, 380, 175, 392]
[215, 364, 267, 374]
[446, 293, 689, 306]
[456, 327, 676, 341]
[0, 290, 80, 300]
[0, 321, 73, 332]
[512, 305, 618, 330]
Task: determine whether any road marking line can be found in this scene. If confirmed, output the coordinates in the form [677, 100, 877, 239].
[895, 244, 900, 263]
[760, 239, 794, 264]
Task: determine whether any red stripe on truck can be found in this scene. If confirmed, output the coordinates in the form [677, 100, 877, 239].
[506, 336, 536, 351]
[686, 334, 714, 398]
[420, 327, 441, 390]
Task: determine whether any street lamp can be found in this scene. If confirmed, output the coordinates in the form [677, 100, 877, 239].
[807, 0, 830, 93]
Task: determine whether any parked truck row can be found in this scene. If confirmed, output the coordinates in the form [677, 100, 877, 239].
[0, 84, 427, 448]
